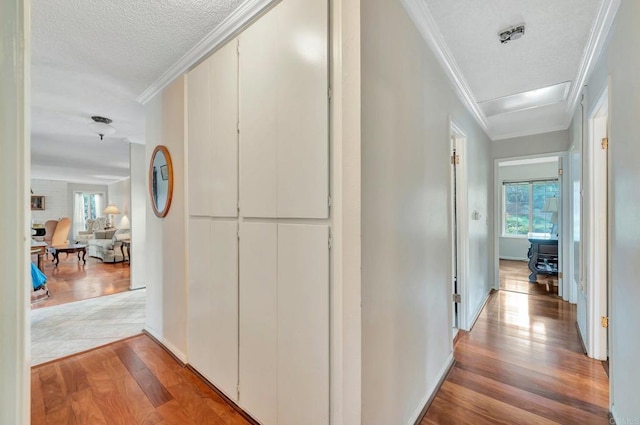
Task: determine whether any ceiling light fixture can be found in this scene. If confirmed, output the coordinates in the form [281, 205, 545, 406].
[498, 24, 525, 44]
[89, 116, 116, 140]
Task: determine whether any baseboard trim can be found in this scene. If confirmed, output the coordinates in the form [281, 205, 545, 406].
[499, 256, 528, 261]
[143, 330, 260, 425]
[467, 289, 495, 331]
[575, 322, 588, 354]
[187, 365, 261, 425]
[453, 329, 467, 347]
[409, 353, 455, 425]
[142, 326, 188, 364]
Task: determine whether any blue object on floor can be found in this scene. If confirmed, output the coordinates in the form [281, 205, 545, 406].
[31, 262, 47, 290]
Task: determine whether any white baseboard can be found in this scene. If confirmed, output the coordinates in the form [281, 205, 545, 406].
[144, 325, 188, 363]
[407, 352, 455, 425]
[467, 290, 491, 331]
[499, 256, 528, 261]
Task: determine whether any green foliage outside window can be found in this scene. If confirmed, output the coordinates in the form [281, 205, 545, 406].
[504, 180, 558, 235]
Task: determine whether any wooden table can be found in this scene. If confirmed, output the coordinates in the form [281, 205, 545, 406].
[31, 241, 47, 271]
[120, 240, 130, 264]
[527, 233, 558, 283]
[50, 244, 87, 267]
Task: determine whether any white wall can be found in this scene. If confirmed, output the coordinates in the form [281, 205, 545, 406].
[30, 179, 68, 223]
[498, 161, 559, 260]
[108, 178, 131, 228]
[130, 143, 147, 289]
[361, 1, 492, 423]
[145, 77, 187, 359]
[0, 0, 30, 423]
[493, 130, 569, 159]
[579, 1, 640, 419]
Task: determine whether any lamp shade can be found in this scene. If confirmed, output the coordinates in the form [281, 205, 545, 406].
[103, 204, 120, 215]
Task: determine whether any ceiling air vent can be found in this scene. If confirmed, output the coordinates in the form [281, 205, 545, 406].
[498, 24, 525, 44]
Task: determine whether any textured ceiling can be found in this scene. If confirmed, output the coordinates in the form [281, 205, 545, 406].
[422, 0, 603, 139]
[31, 0, 244, 183]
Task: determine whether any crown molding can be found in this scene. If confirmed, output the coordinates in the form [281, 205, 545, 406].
[491, 124, 569, 142]
[137, 0, 279, 105]
[400, 0, 489, 134]
[563, 0, 621, 127]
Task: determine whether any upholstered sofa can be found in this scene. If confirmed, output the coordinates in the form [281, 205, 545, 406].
[76, 217, 108, 243]
[87, 228, 130, 263]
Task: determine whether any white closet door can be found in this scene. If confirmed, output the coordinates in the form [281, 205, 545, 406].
[208, 221, 239, 400]
[187, 219, 212, 377]
[210, 40, 239, 217]
[239, 223, 277, 425]
[239, 9, 278, 218]
[187, 59, 211, 216]
[276, 0, 329, 219]
[277, 224, 329, 425]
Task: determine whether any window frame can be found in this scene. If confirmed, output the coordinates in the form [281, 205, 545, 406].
[502, 179, 558, 237]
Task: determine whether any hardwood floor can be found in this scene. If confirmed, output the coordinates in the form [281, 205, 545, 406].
[31, 254, 130, 309]
[31, 334, 251, 425]
[422, 290, 610, 425]
[500, 259, 556, 296]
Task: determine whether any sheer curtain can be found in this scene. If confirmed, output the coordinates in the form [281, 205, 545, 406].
[72, 192, 85, 238]
[72, 192, 106, 238]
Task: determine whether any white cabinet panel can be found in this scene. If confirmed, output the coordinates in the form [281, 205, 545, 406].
[277, 224, 329, 425]
[208, 221, 239, 400]
[187, 59, 211, 216]
[240, 0, 328, 219]
[210, 41, 239, 217]
[239, 223, 277, 425]
[187, 219, 212, 377]
[276, 0, 329, 219]
[239, 10, 278, 218]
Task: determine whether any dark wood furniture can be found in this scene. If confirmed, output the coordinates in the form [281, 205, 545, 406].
[121, 240, 130, 264]
[49, 243, 87, 267]
[527, 233, 558, 282]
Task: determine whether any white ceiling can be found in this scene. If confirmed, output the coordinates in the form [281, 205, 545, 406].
[407, 0, 615, 140]
[31, 0, 244, 184]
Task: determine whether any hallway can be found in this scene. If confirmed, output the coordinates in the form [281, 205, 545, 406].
[423, 291, 609, 424]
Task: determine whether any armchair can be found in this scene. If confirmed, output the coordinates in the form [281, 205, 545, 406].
[76, 217, 108, 243]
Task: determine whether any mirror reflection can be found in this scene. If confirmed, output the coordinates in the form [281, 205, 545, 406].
[149, 145, 173, 217]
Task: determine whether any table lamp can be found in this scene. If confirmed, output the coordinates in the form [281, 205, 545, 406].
[103, 204, 120, 229]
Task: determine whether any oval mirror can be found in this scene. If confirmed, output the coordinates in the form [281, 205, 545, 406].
[149, 145, 174, 218]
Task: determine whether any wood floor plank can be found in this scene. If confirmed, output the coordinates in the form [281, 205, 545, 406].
[68, 388, 108, 425]
[32, 256, 130, 309]
[59, 357, 90, 394]
[423, 285, 610, 424]
[31, 370, 47, 425]
[113, 374, 165, 425]
[33, 335, 251, 425]
[38, 363, 69, 415]
[115, 344, 174, 407]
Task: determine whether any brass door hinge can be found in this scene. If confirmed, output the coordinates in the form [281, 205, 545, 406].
[601, 316, 609, 328]
[453, 293, 461, 303]
[558, 272, 563, 279]
[601, 137, 609, 150]
[451, 154, 460, 165]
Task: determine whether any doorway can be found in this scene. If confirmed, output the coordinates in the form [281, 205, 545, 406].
[583, 85, 609, 361]
[450, 121, 468, 334]
[494, 155, 563, 296]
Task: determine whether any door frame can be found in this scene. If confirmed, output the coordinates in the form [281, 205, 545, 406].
[449, 120, 469, 331]
[585, 83, 609, 360]
[492, 152, 570, 294]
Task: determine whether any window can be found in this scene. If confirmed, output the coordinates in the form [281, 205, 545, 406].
[503, 180, 558, 236]
[72, 191, 105, 237]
